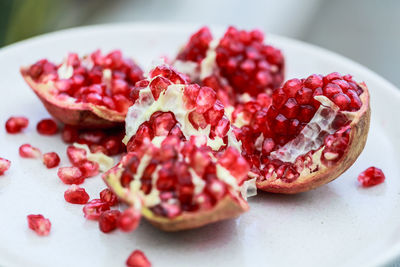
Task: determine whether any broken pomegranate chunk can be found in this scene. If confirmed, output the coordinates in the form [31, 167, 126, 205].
[36, 118, 58, 135]
[126, 250, 151, 267]
[358, 167, 385, 187]
[232, 72, 370, 193]
[99, 210, 121, 233]
[83, 199, 110, 220]
[64, 185, 90, 204]
[27, 214, 51, 236]
[175, 26, 284, 105]
[19, 144, 41, 158]
[21, 50, 144, 128]
[42, 152, 60, 168]
[0, 157, 11, 175]
[57, 166, 84, 184]
[5, 116, 29, 134]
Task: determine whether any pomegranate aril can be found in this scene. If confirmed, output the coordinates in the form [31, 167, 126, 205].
[304, 74, 323, 89]
[64, 185, 90, 204]
[126, 250, 151, 267]
[27, 214, 51, 236]
[358, 167, 385, 187]
[118, 207, 141, 232]
[0, 157, 11, 175]
[177, 26, 212, 63]
[149, 76, 171, 100]
[196, 86, 217, 113]
[67, 145, 87, 165]
[37, 119, 58, 135]
[99, 210, 121, 233]
[332, 93, 351, 110]
[100, 188, 118, 206]
[5, 116, 29, 134]
[283, 79, 302, 98]
[62, 125, 79, 143]
[281, 98, 299, 119]
[83, 199, 110, 220]
[19, 144, 41, 158]
[78, 160, 100, 178]
[323, 83, 342, 98]
[57, 166, 84, 184]
[42, 152, 60, 168]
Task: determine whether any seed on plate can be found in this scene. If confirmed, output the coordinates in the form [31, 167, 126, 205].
[5, 116, 29, 134]
[126, 250, 151, 267]
[27, 214, 51, 236]
[19, 144, 42, 158]
[42, 152, 60, 168]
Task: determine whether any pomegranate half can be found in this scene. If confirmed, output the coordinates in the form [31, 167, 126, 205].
[21, 50, 144, 128]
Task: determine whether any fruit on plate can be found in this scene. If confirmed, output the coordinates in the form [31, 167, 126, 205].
[104, 65, 249, 231]
[104, 135, 249, 231]
[358, 166, 385, 187]
[27, 214, 51, 236]
[174, 26, 284, 106]
[20, 50, 144, 128]
[232, 73, 370, 193]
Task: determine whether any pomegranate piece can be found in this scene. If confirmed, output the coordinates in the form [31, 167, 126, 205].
[57, 166, 84, 184]
[104, 135, 249, 231]
[36, 119, 58, 135]
[42, 152, 60, 168]
[100, 188, 118, 206]
[64, 185, 90, 204]
[5, 116, 29, 134]
[0, 157, 11, 175]
[21, 50, 144, 128]
[99, 210, 121, 233]
[83, 199, 110, 220]
[358, 167, 385, 187]
[117, 207, 141, 232]
[233, 73, 370, 193]
[126, 250, 151, 267]
[67, 145, 87, 165]
[27, 214, 51, 236]
[174, 26, 285, 105]
[19, 144, 41, 158]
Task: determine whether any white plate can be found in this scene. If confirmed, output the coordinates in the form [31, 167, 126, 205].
[0, 23, 399, 267]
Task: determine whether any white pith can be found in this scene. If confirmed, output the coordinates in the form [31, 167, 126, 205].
[72, 143, 114, 172]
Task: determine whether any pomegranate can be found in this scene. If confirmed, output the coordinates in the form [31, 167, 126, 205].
[42, 152, 60, 168]
[358, 167, 385, 187]
[57, 166, 85, 185]
[100, 188, 118, 206]
[99, 210, 121, 233]
[83, 199, 110, 220]
[174, 26, 284, 106]
[20, 50, 144, 128]
[27, 214, 51, 236]
[104, 135, 249, 232]
[19, 144, 42, 158]
[117, 207, 141, 232]
[37, 118, 58, 135]
[5, 116, 29, 134]
[0, 157, 11, 175]
[232, 73, 370, 193]
[64, 185, 90, 204]
[126, 250, 151, 267]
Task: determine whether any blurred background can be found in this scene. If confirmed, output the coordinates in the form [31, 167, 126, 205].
[0, 0, 399, 88]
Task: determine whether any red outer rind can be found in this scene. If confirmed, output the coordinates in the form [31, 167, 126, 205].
[256, 83, 371, 194]
[103, 165, 248, 232]
[20, 67, 125, 129]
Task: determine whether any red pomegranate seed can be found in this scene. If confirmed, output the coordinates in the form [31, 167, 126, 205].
[67, 146, 87, 165]
[78, 160, 100, 178]
[5, 116, 29, 134]
[117, 207, 141, 232]
[19, 144, 41, 158]
[36, 119, 58, 135]
[100, 188, 118, 206]
[42, 152, 60, 168]
[64, 185, 90, 204]
[99, 210, 121, 233]
[62, 125, 79, 143]
[27, 214, 51, 236]
[83, 199, 110, 220]
[0, 157, 11, 175]
[358, 167, 385, 187]
[57, 166, 84, 184]
[126, 250, 151, 267]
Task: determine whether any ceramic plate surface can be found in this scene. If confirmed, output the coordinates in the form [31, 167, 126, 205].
[0, 23, 399, 267]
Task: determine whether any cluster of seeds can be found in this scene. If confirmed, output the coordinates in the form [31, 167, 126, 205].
[26, 50, 144, 114]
